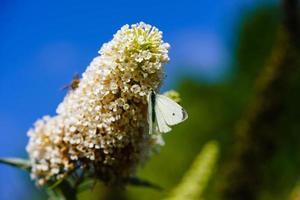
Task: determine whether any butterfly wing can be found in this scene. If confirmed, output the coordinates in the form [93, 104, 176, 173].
[148, 91, 171, 134]
[155, 94, 188, 126]
[154, 104, 172, 133]
[147, 91, 154, 134]
[147, 91, 188, 134]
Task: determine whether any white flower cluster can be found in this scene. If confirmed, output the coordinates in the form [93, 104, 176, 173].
[26, 22, 170, 185]
[26, 116, 74, 185]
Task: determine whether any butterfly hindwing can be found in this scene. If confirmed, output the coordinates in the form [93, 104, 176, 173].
[154, 103, 172, 133]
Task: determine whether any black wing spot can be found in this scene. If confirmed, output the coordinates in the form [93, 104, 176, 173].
[172, 113, 175, 116]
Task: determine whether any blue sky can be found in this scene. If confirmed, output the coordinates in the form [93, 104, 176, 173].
[0, 0, 276, 199]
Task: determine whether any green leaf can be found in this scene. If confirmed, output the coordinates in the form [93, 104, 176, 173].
[48, 178, 65, 190]
[46, 180, 77, 200]
[128, 177, 163, 191]
[46, 188, 66, 200]
[165, 141, 219, 200]
[77, 179, 96, 193]
[0, 157, 31, 171]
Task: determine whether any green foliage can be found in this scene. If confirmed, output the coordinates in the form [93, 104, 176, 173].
[165, 141, 219, 200]
[126, 177, 163, 191]
[289, 180, 300, 200]
[0, 158, 31, 171]
[163, 90, 181, 103]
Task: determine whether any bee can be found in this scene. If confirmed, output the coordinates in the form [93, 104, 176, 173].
[61, 73, 81, 92]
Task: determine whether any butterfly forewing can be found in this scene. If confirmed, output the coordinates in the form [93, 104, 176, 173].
[155, 94, 188, 126]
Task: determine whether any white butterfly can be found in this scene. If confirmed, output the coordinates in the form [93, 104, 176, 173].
[147, 90, 188, 134]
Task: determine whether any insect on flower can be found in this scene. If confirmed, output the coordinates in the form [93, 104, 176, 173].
[61, 74, 81, 91]
[147, 90, 188, 134]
